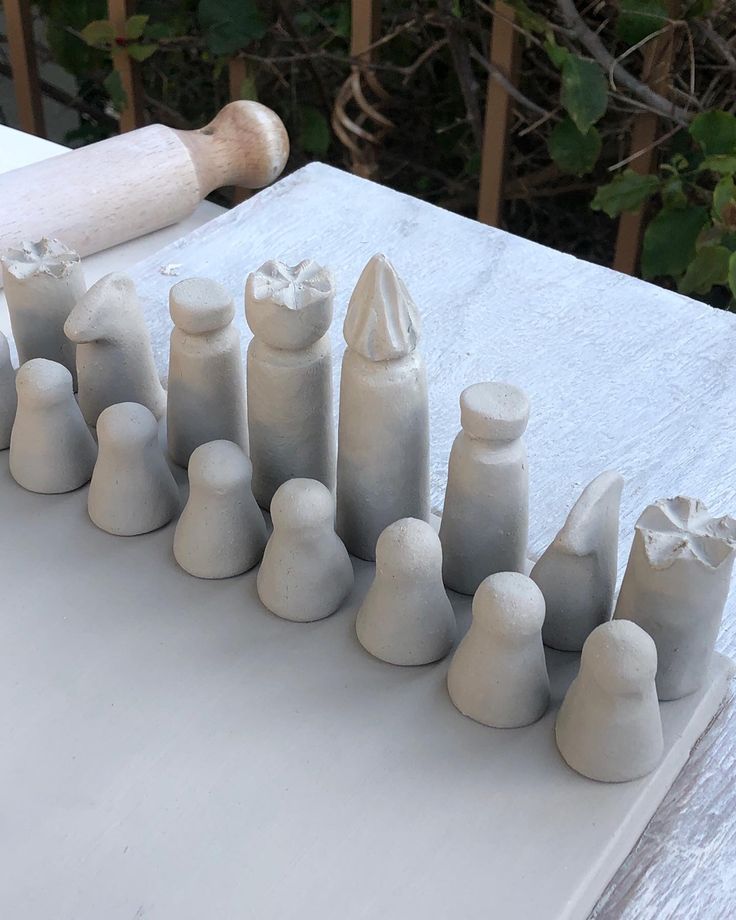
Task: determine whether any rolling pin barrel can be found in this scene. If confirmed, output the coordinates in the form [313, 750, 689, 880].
[0, 101, 289, 260]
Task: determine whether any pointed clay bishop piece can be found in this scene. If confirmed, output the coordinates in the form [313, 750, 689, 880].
[64, 272, 165, 426]
[257, 478, 354, 622]
[88, 402, 179, 536]
[9, 358, 96, 493]
[356, 517, 456, 665]
[173, 440, 267, 578]
[0, 331, 17, 449]
[447, 572, 550, 728]
[555, 620, 663, 782]
[531, 471, 624, 652]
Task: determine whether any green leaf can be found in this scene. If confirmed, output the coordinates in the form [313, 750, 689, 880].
[591, 169, 660, 217]
[127, 43, 157, 62]
[689, 111, 736, 156]
[729, 251, 736, 299]
[80, 19, 114, 48]
[678, 245, 730, 295]
[544, 36, 569, 69]
[509, 0, 548, 34]
[560, 55, 608, 133]
[713, 175, 735, 221]
[684, 0, 714, 17]
[548, 118, 601, 177]
[299, 105, 330, 156]
[198, 0, 266, 56]
[103, 69, 126, 113]
[125, 14, 149, 40]
[661, 175, 687, 208]
[616, 0, 668, 46]
[699, 154, 736, 175]
[641, 206, 709, 278]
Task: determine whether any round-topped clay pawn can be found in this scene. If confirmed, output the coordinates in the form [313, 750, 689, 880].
[9, 358, 96, 493]
[257, 478, 354, 622]
[439, 382, 530, 594]
[0, 331, 17, 449]
[356, 518, 456, 665]
[88, 402, 180, 536]
[555, 620, 664, 782]
[447, 572, 549, 728]
[174, 440, 267, 578]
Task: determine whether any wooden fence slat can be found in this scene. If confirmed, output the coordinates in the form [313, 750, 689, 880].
[351, 0, 381, 58]
[108, 0, 144, 133]
[4, 0, 45, 137]
[229, 56, 253, 206]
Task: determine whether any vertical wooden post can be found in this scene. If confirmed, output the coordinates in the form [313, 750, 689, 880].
[351, 0, 381, 58]
[108, 0, 144, 132]
[4, 0, 45, 136]
[478, 2, 518, 226]
[229, 57, 253, 205]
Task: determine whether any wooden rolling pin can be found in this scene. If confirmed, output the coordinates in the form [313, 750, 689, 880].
[0, 101, 289, 260]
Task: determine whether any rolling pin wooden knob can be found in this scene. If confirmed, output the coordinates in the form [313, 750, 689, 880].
[0, 101, 289, 261]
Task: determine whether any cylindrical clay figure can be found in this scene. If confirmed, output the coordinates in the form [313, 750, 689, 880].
[167, 277, 248, 467]
[439, 382, 529, 594]
[245, 259, 336, 509]
[336, 253, 430, 561]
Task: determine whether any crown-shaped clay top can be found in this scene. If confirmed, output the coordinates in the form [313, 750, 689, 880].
[1, 238, 80, 281]
[636, 496, 736, 570]
[343, 254, 420, 361]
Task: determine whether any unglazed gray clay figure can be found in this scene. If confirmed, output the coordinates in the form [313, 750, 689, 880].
[447, 572, 549, 728]
[439, 382, 529, 595]
[531, 471, 624, 652]
[614, 497, 736, 701]
[0, 331, 17, 449]
[356, 518, 456, 666]
[257, 478, 354, 622]
[173, 440, 267, 578]
[336, 254, 429, 561]
[555, 620, 664, 782]
[167, 277, 248, 467]
[9, 358, 96, 493]
[1, 238, 84, 387]
[245, 259, 336, 508]
[64, 272, 165, 426]
[88, 402, 179, 536]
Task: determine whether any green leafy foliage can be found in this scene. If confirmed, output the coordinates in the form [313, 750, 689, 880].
[197, 0, 266, 56]
[616, 0, 669, 46]
[299, 105, 331, 156]
[560, 56, 608, 134]
[678, 245, 730, 295]
[591, 170, 660, 217]
[102, 69, 126, 113]
[548, 118, 601, 176]
[713, 176, 735, 221]
[125, 14, 149, 40]
[641, 206, 709, 278]
[729, 253, 736, 300]
[689, 111, 736, 155]
[80, 19, 114, 47]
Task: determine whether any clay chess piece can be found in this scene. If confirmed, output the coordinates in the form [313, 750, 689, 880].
[9, 358, 96, 493]
[439, 382, 530, 594]
[173, 440, 267, 578]
[614, 496, 736, 701]
[245, 259, 336, 508]
[257, 478, 354, 622]
[447, 572, 549, 728]
[167, 277, 248, 467]
[336, 254, 430, 561]
[531, 470, 624, 652]
[88, 402, 179, 536]
[555, 619, 664, 782]
[1, 238, 84, 387]
[356, 517, 456, 666]
[0, 331, 17, 450]
[64, 272, 166, 426]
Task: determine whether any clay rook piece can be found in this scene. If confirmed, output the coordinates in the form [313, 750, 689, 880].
[174, 440, 267, 578]
[356, 518, 456, 666]
[245, 259, 336, 507]
[447, 572, 549, 728]
[88, 402, 179, 536]
[257, 478, 354, 622]
[336, 254, 430, 560]
[167, 277, 248, 467]
[0, 331, 17, 449]
[1, 238, 84, 387]
[555, 620, 664, 782]
[9, 358, 96, 493]
[614, 497, 736, 700]
[64, 272, 166, 426]
[531, 470, 624, 651]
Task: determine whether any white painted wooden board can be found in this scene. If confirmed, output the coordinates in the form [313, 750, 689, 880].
[0, 458, 731, 920]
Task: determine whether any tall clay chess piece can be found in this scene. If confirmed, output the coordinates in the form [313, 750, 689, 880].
[88, 402, 179, 536]
[614, 496, 736, 700]
[531, 470, 624, 651]
[0, 331, 17, 450]
[356, 517, 456, 666]
[440, 382, 530, 594]
[167, 277, 248, 467]
[555, 620, 664, 782]
[64, 272, 165, 426]
[447, 572, 549, 728]
[9, 358, 96, 493]
[245, 259, 336, 508]
[336, 254, 430, 561]
[174, 440, 267, 578]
